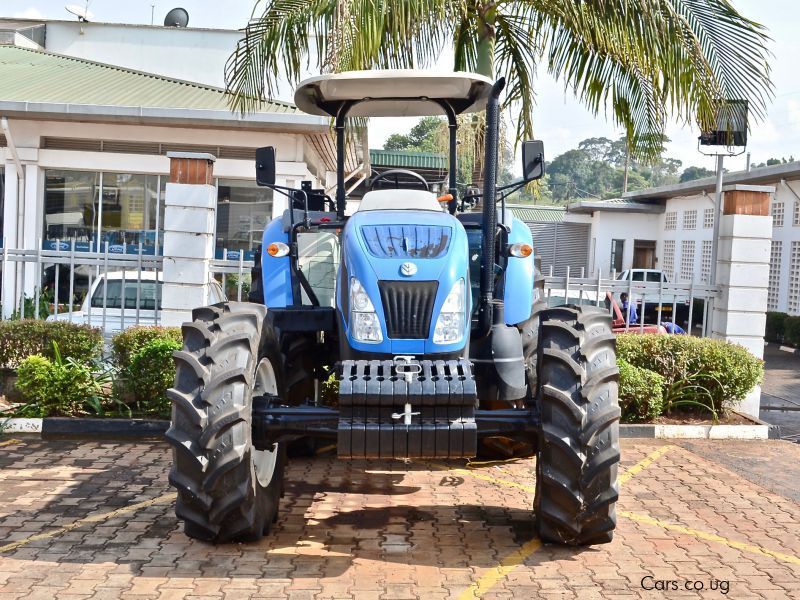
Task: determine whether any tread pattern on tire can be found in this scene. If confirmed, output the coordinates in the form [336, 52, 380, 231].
[534, 304, 620, 545]
[166, 302, 284, 543]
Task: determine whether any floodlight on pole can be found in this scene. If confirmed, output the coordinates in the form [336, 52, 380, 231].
[698, 99, 749, 328]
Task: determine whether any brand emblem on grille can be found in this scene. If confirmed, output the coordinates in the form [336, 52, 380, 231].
[400, 262, 417, 277]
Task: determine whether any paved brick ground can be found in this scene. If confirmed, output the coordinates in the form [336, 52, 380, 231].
[1, 437, 799, 599]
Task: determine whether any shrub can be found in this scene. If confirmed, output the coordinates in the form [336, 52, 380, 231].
[784, 316, 800, 348]
[617, 359, 664, 422]
[15, 345, 107, 417]
[126, 338, 182, 417]
[111, 326, 182, 368]
[765, 312, 788, 343]
[616, 334, 764, 416]
[0, 320, 102, 370]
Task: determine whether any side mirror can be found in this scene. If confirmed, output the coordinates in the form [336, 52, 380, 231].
[255, 146, 276, 186]
[522, 140, 545, 181]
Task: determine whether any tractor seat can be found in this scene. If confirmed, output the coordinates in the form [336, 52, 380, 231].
[357, 189, 443, 212]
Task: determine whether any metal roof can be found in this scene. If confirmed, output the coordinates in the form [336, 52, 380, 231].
[369, 149, 446, 170]
[0, 46, 330, 131]
[0, 46, 295, 112]
[567, 197, 665, 214]
[508, 205, 566, 223]
[623, 161, 800, 201]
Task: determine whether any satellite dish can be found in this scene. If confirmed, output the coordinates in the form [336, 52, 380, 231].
[65, 3, 94, 21]
[164, 7, 189, 27]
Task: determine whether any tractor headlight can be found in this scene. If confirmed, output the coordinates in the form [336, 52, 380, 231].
[433, 279, 465, 344]
[349, 277, 383, 343]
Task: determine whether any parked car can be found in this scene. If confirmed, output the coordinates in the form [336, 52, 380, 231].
[47, 271, 226, 337]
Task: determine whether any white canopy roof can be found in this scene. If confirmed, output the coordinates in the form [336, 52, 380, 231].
[294, 70, 494, 118]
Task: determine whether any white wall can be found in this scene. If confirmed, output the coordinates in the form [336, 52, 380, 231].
[43, 22, 241, 88]
[587, 211, 663, 276]
[659, 194, 716, 283]
[767, 180, 800, 314]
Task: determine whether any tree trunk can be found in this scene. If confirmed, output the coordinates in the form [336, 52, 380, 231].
[470, 4, 496, 195]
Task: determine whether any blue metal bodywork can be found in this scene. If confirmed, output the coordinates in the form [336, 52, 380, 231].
[339, 209, 470, 355]
[503, 216, 535, 324]
[259, 207, 536, 354]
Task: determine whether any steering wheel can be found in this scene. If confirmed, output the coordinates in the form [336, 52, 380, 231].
[369, 169, 430, 191]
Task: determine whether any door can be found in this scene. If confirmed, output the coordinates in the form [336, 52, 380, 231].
[633, 240, 657, 269]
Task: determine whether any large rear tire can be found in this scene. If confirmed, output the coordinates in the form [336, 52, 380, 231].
[534, 305, 620, 545]
[166, 302, 286, 543]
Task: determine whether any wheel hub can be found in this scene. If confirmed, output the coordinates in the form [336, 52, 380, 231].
[253, 357, 279, 487]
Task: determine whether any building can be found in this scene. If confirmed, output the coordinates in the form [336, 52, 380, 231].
[569, 162, 800, 315]
[0, 22, 364, 311]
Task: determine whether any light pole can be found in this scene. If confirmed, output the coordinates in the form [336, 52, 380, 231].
[699, 100, 748, 331]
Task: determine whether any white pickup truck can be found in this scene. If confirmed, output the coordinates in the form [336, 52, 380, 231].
[48, 271, 226, 337]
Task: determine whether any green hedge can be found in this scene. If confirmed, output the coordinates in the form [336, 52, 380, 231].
[616, 333, 763, 416]
[618, 358, 664, 422]
[126, 338, 182, 417]
[0, 320, 102, 370]
[111, 326, 182, 367]
[765, 311, 800, 346]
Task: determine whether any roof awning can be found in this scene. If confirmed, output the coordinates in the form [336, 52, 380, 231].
[294, 70, 494, 118]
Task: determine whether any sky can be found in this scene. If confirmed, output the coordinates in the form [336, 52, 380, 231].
[6, 0, 800, 175]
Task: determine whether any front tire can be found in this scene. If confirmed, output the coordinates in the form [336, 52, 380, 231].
[166, 302, 286, 543]
[534, 305, 620, 545]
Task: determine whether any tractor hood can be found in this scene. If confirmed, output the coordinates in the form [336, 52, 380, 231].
[338, 208, 471, 356]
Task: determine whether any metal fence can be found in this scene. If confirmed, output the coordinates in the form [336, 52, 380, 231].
[0, 243, 721, 338]
[543, 266, 720, 337]
[0, 241, 253, 329]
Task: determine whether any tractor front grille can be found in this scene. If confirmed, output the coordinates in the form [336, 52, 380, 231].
[378, 280, 438, 339]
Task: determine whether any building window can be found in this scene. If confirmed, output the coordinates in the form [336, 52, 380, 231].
[683, 210, 697, 230]
[662, 240, 675, 277]
[769, 241, 782, 311]
[772, 202, 785, 228]
[43, 170, 164, 254]
[789, 242, 800, 314]
[703, 208, 714, 229]
[794, 201, 800, 227]
[665, 212, 677, 230]
[215, 179, 273, 260]
[701, 240, 713, 283]
[681, 240, 695, 281]
[610, 239, 624, 273]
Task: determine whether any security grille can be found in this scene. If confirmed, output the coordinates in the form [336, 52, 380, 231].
[683, 210, 697, 230]
[703, 208, 714, 229]
[665, 212, 677, 230]
[701, 240, 713, 283]
[681, 240, 696, 281]
[769, 241, 783, 311]
[772, 202, 785, 228]
[662, 240, 675, 277]
[789, 242, 800, 314]
[794, 201, 800, 227]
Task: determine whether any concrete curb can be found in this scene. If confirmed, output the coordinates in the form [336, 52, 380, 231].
[1, 417, 779, 441]
[1, 417, 167, 438]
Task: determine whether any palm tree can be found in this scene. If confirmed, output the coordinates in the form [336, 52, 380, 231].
[225, 0, 772, 165]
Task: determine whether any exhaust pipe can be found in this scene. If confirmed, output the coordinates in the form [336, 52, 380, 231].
[478, 78, 506, 336]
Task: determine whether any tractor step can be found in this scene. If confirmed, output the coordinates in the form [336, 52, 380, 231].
[337, 359, 478, 459]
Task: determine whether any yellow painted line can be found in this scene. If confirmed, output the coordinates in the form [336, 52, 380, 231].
[456, 538, 543, 600]
[620, 510, 800, 566]
[618, 444, 674, 485]
[453, 445, 673, 598]
[0, 438, 22, 448]
[0, 492, 176, 553]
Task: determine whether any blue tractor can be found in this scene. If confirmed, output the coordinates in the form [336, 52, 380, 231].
[167, 71, 620, 546]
